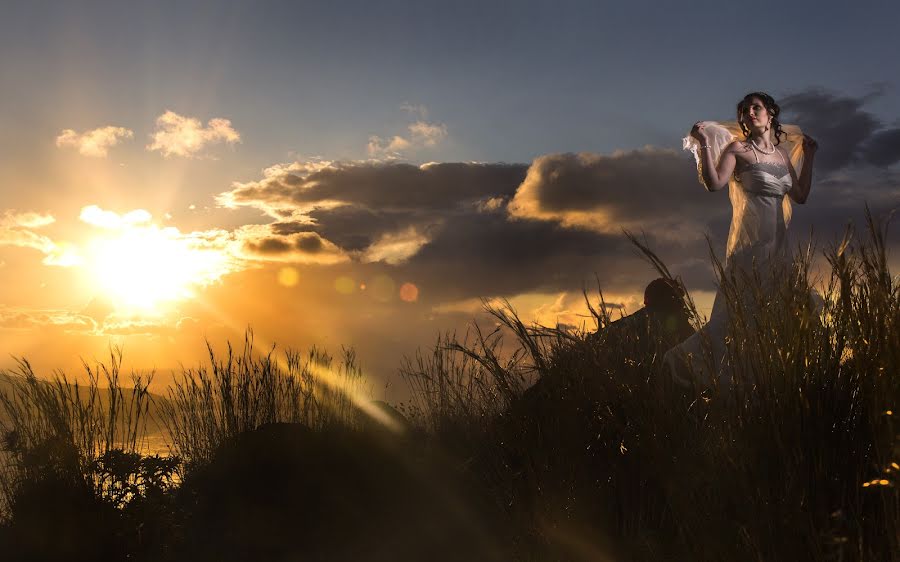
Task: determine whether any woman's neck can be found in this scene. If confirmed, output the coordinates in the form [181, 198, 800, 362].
[749, 129, 774, 148]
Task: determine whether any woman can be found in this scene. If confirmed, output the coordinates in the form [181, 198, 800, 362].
[664, 92, 818, 386]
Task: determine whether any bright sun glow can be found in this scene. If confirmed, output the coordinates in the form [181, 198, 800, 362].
[86, 222, 232, 314]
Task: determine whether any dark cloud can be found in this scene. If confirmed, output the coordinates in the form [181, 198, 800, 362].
[863, 128, 900, 167]
[246, 237, 292, 254]
[295, 233, 324, 253]
[780, 89, 884, 172]
[788, 168, 900, 237]
[218, 156, 743, 300]
[238, 227, 346, 264]
[222, 161, 527, 214]
[507, 149, 725, 240]
[270, 221, 313, 236]
[400, 208, 664, 301]
[306, 207, 427, 252]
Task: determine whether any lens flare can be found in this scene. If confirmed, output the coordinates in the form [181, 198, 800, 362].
[277, 267, 300, 287]
[399, 282, 419, 302]
[334, 276, 356, 294]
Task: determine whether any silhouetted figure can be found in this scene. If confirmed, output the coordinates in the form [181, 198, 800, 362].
[515, 278, 694, 421]
[590, 277, 695, 357]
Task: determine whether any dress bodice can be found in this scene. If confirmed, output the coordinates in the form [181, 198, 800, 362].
[735, 161, 792, 198]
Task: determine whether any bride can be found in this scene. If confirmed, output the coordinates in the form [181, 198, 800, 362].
[664, 92, 818, 386]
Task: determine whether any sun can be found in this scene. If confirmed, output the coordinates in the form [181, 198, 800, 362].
[86, 223, 232, 314]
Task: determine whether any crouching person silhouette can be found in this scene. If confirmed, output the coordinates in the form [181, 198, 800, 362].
[590, 278, 695, 358]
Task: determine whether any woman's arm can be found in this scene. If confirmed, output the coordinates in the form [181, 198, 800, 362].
[691, 122, 737, 192]
[787, 134, 818, 204]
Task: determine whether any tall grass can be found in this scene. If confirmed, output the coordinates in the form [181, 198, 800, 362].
[159, 330, 367, 470]
[0, 334, 372, 560]
[0, 349, 156, 515]
[400, 213, 898, 561]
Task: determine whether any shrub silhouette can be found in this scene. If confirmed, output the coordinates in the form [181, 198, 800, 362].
[175, 421, 507, 561]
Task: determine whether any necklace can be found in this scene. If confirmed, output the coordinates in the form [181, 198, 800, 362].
[750, 139, 775, 155]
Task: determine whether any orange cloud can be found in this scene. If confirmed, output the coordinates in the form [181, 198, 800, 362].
[56, 126, 133, 157]
[0, 306, 96, 332]
[0, 210, 81, 266]
[147, 110, 240, 158]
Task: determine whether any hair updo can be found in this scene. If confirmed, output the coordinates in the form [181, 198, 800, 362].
[737, 92, 785, 145]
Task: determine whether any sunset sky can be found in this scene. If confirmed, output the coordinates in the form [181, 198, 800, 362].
[1, 0, 898, 397]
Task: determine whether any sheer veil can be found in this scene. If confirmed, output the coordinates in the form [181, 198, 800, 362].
[683, 121, 806, 266]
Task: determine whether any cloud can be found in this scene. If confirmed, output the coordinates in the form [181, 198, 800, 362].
[507, 149, 723, 240]
[408, 121, 448, 147]
[368, 135, 411, 156]
[235, 224, 348, 265]
[56, 126, 133, 157]
[398, 205, 663, 301]
[780, 88, 900, 171]
[0, 303, 203, 337]
[80, 205, 152, 229]
[218, 160, 527, 219]
[214, 155, 738, 303]
[93, 317, 181, 336]
[361, 226, 432, 265]
[0, 210, 82, 266]
[0, 228, 55, 254]
[0, 306, 96, 332]
[863, 128, 900, 167]
[147, 110, 240, 158]
[367, 104, 448, 159]
[1, 211, 55, 230]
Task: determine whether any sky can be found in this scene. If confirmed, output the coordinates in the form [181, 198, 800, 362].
[1, 0, 898, 398]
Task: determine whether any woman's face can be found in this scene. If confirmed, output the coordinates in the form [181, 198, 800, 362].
[740, 97, 769, 129]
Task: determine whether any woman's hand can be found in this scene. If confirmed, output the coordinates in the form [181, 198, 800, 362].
[802, 134, 818, 154]
[690, 121, 709, 143]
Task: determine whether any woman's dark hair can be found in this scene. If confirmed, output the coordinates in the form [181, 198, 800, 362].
[737, 92, 785, 145]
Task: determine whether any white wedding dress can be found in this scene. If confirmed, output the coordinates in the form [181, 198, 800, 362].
[664, 121, 807, 385]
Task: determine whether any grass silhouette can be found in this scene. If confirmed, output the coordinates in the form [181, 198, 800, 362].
[0, 212, 896, 561]
[397, 211, 898, 561]
[160, 332, 366, 471]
